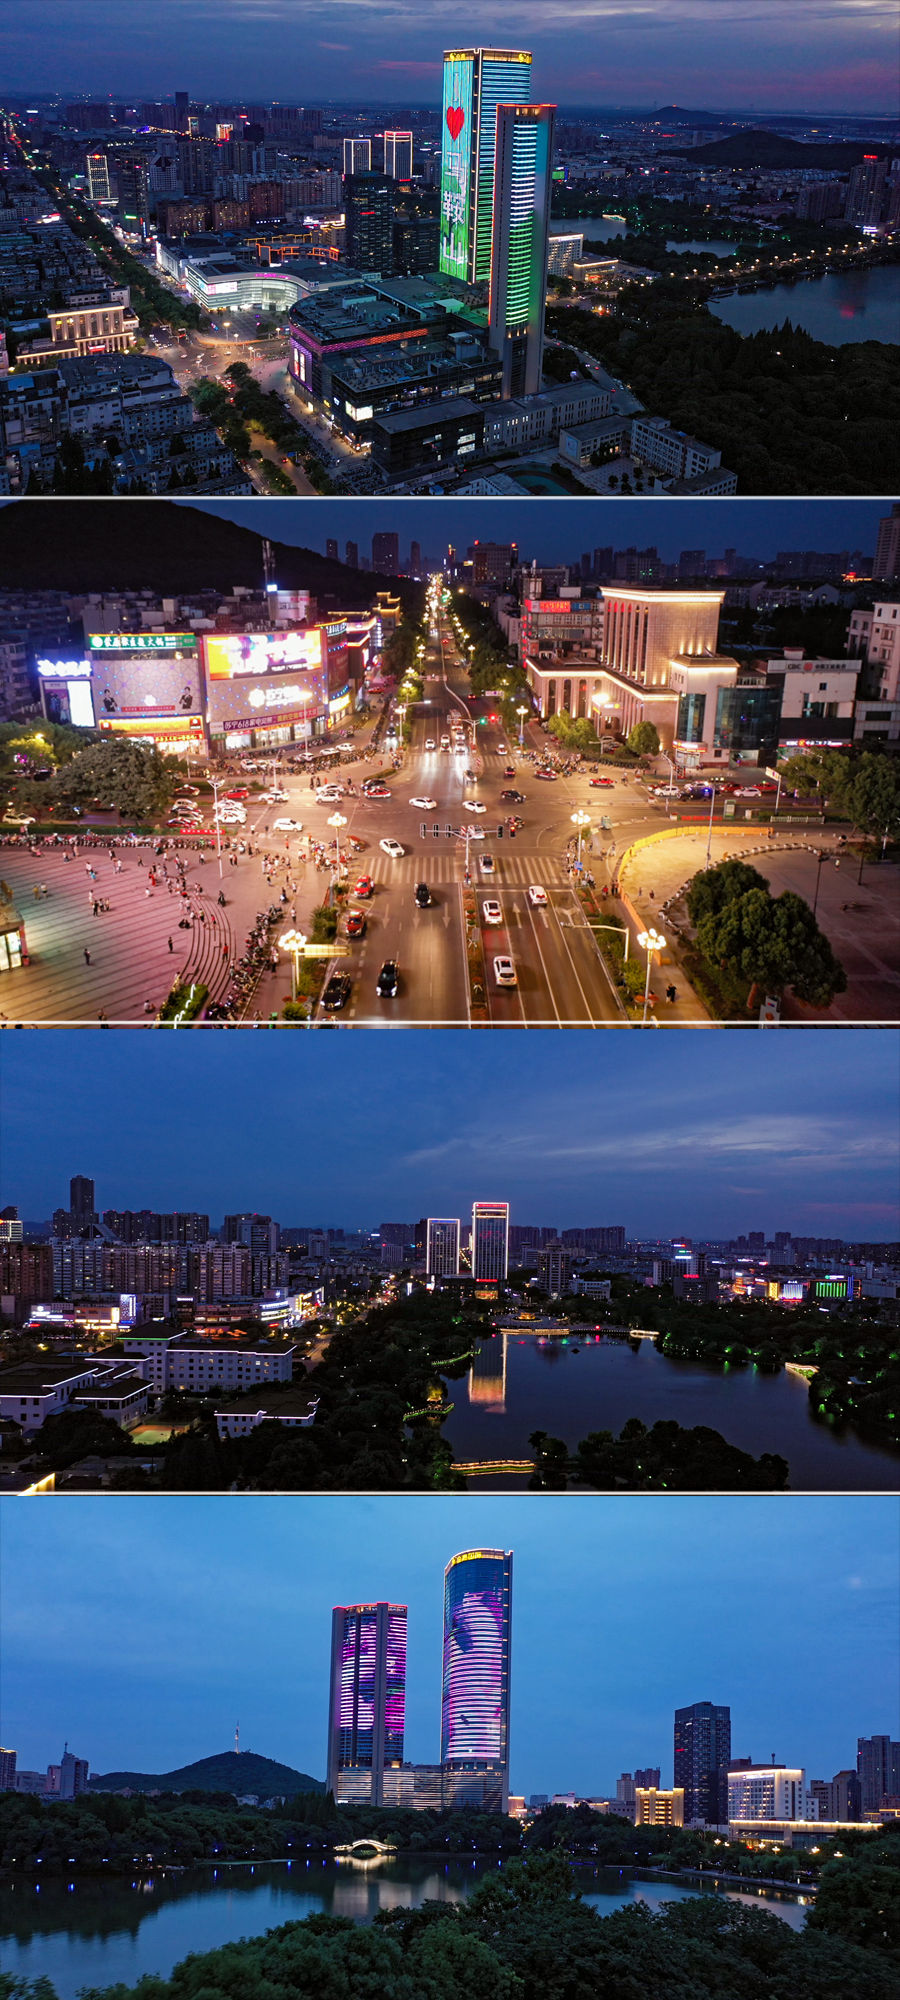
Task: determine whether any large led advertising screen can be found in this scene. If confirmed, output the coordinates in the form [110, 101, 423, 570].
[204, 632, 323, 680]
[90, 651, 203, 721]
[439, 54, 474, 281]
[441, 1551, 510, 1762]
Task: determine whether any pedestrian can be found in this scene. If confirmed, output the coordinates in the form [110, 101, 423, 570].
[83, 948, 91, 965]
[666, 985, 677, 1004]
[93, 899, 100, 916]
[168, 936, 174, 953]
[98, 1011, 109, 1026]
[32, 885, 40, 901]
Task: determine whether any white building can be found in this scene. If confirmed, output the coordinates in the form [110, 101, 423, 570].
[727, 1765, 806, 1823]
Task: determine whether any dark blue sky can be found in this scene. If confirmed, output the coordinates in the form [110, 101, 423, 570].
[183, 499, 888, 571]
[2, 1497, 897, 1790]
[5, 1, 897, 113]
[3, 1032, 897, 1237]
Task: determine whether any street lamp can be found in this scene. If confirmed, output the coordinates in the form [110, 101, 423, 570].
[209, 774, 224, 879]
[328, 811, 347, 890]
[571, 809, 591, 870]
[516, 703, 529, 749]
[278, 928, 307, 1002]
[637, 927, 666, 1025]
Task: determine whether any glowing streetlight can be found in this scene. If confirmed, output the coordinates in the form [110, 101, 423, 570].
[637, 927, 666, 1025]
[516, 703, 529, 749]
[327, 811, 347, 884]
[571, 809, 591, 870]
[278, 927, 307, 1002]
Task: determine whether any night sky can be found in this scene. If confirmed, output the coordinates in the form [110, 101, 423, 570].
[4, 1, 896, 113]
[2, 1032, 897, 1238]
[178, 499, 888, 572]
[1, 1496, 896, 1790]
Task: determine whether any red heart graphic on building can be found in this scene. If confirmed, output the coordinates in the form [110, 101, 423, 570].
[446, 106, 465, 140]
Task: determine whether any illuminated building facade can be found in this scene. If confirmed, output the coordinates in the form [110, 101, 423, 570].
[471, 1201, 509, 1282]
[342, 138, 372, 176]
[727, 1765, 806, 1823]
[384, 131, 413, 181]
[634, 1787, 685, 1827]
[441, 1548, 512, 1811]
[439, 48, 532, 283]
[426, 1218, 461, 1277]
[344, 175, 395, 275]
[674, 1701, 732, 1824]
[327, 1602, 407, 1805]
[488, 103, 555, 398]
[85, 152, 111, 205]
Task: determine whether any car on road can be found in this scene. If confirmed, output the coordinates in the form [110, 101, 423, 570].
[345, 910, 367, 938]
[500, 789, 526, 802]
[479, 853, 495, 874]
[362, 783, 391, 799]
[590, 777, 614, 788]
[493, 955, 517, 987]
[379, 837, 404, 858]
[225, 787, 250, 800]
[424, 737, 435, 750]
[482, 899, 502, 925]
[527, 885, 548, 907]
[376, 959, 399, 997]
[409, 796, 437, 809]
[261, 790, 288, 803]
[321, 973, 352, 1011]
[735, 786, 762, 798]
[354, 874, 374, 897]
[463, 800, 487, 814]
[272, 817, 303, 831]
[415, 882, 432, 907]
[169, 801, 199, 817]
[534, 769, 557, 781]
[317, 785, 345, 803]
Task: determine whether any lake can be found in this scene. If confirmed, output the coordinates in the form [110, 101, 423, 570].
[0, 1857, 811, 1999]
[551, 214, 628, 243]
[443, 1333, 900, 1490]
[709, 262, 900, 345]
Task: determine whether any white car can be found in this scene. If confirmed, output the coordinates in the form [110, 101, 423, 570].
[317, 786, 345, 803]
[272, 817, 303, 832]
[409, 796, 437, 810]
[482, 899, 502, 926]
[261, 790, 288, 804]
[215, 803, 246, 822]
[463, 800, 487, 814]
[528, 885, 548, 907]
[379, 837, 405, 859]
[424, 738, 435, 750]
[493, 955, 517, 987]
[478, 852, 495, 874]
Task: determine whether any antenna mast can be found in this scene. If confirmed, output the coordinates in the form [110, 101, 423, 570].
[235, 1721, 240, 1755]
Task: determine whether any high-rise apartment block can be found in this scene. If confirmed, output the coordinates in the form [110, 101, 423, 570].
[343, 175, 395, 275]
[471, 1202, 509, 1282]
[383, 131, 413, 181]
[426, 1219, 461, 1277]
[86, 152, 112, 204]
[857, 1735, 900, 1812]
[441, 1548, 513, 1811]
[439, 48, 532, 282]
[488, 102, 555, 398]
[327, 1602, 407, 1805]
[674, 1701, 732, 1823]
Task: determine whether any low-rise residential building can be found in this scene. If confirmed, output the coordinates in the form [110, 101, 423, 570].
[214, 1388, 319, 1438]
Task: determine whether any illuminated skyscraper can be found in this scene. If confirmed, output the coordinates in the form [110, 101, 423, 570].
[384, 130, 413, 181]
[674, 1701, 732, 1824]
[426, 1218, 460, 1277]
[85, 152, 111, 205]
[471, 1201, 509, 1282]
[439, 48, 532, 283]
[344, 175, 394, 275]
[488, 103, 555, 398]
[327, 1602, 407, 1805]
[441, 1548, 512, 1810]
[343, 137, 373, 176]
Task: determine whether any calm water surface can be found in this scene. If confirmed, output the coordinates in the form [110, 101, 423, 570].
[550, 214, 627, 242]
[709, 263, 899, 345]
[0, 1858, 810, 1998]
[444, 1335, 899, 1489]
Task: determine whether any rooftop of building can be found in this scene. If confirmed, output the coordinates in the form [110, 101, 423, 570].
[332, 341, 494, 394]
[216, 1388, 318, 1417]
[372, 396, 482, 435]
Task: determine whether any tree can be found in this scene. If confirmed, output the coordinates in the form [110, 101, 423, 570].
[48, 740, 175, 822]
[845, 754, 900, 841]
[686, 858, 769, 927]
[807, 1839, 900, 1958]
[626, 721, 660, 756]
[695, 886, 847, 1008]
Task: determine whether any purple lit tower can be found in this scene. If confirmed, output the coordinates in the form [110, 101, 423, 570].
[327, 1602, 407, 1804]
[441, 1548, 512, 1810]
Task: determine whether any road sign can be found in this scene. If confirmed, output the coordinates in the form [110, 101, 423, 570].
[759, 995, 780, 1025]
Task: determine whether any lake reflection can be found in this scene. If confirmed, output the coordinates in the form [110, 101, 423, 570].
[709, 263, 899, 345]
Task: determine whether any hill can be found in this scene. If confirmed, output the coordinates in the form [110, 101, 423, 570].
[0, 499, 418, 610]
[664, 130, 890, 169]
[88, 1750, 325, 1798]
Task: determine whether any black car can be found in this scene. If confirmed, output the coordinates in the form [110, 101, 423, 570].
[376, 960, 399, 997]
[415, 882, 432, 908]
[500, 789, 526, 802]
[321, 974, 352, 1011]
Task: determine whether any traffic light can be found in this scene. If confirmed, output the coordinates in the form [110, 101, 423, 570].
[497, 824, 504, 838]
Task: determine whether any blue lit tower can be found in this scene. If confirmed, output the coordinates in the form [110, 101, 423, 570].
[327, 1602, 407, 1805]
[439, 49, 532, 283]
[488, 103, 555, 398]
[441, 1548, 512, 1810]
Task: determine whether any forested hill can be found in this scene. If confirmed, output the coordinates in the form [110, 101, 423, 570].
[666, 130, 891, 169]
[88, 1750, 324, 1796]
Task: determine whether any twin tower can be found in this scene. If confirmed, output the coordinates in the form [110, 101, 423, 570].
[440, 49, 555, 399]
[327, 1549, 513, 1813]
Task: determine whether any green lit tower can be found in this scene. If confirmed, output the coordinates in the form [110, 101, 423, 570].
[439, 48, 532, 283]
[488, 102, 555, 398]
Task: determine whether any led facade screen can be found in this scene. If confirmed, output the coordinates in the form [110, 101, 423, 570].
[333, 1605, 406, 1772]
[441, 1551, 511, 1763]
[440, 55, 474, 281]
[204, 631, 323, 680]
[90, 652, 203, 720]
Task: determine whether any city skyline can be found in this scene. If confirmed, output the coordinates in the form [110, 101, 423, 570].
[1, 1496, 896, 1792]
[2, 1034, 898, 1238]
[3, 2, 896, 112]
[180, 497, 889, 571]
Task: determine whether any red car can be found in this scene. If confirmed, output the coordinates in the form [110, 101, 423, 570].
[225, 787, 250, 800]
[590, 777, 614, 788]
[345, 910, 367, 937]
[364, 785, 391, 799]
[354, 874, 374, 898]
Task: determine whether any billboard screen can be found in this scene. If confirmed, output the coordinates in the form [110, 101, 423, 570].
[91, 651, 203, 720]
[439, 54, 473, 281]
[204, 631, 323, 680]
